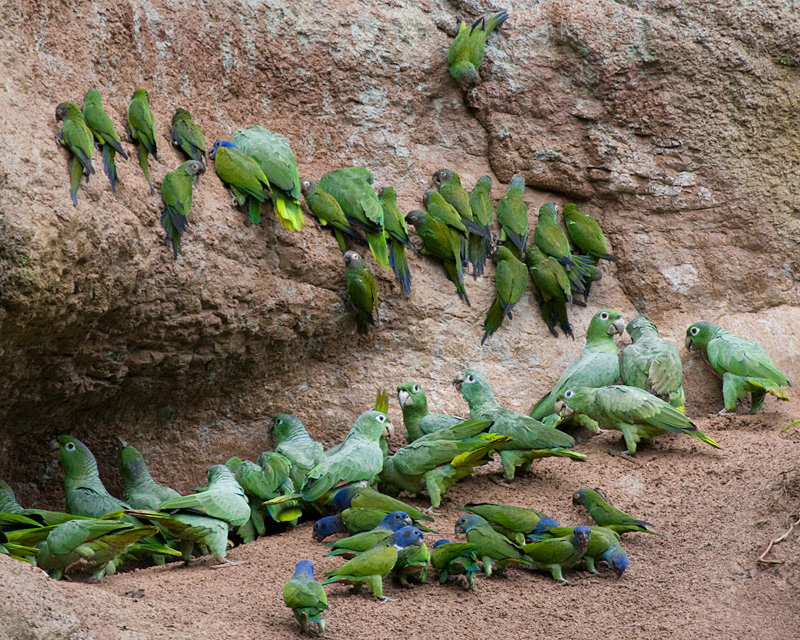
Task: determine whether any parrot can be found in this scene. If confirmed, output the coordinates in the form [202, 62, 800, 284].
[302, 411, 392, 502]
[393, 534, 429, 587]
[621, 316, 686, 412]
[430, 539, 481, 589]
[301, 178, 362, 252]
[563, 203, 616, 262]
[325, 511, 412, 558]
[556, 386, 721, 456]
[379, 186, 419, 295]
[230, 126, 305, 231]
[525, 245, 580, 339]
[209, 140, 271, 223]
[533, 203, 574, 268]
[529, 309, 625, 421]
[462, 502, 557, 546]
[344, 251, 379, 334]
[160, 159, 205, 259]
[312, 508, 390, 542]
[126, 89, 158, 194]
[535, 524, 629, 577]
[329, 486, 434, 525]
[685, 321, 791, 414]
[446, 11, 509, 87]
[468, 174, 495, 276]
[116, 439, 180, 511]
[496, 174, 528, 257]
[283, 560, 328, 637]
[0, 480, 82, 527]
[170, 108, 207, 166]
[423, 190, 476, 263]
[519, 525, 591, 584]
[453, 370, 586, 481]
[271, 414, 327, 489]
[323, 526, 424, 600]
[320, 167, 389, 269]
[82, 89, 128, 192]
[55, 102, 95, 205]
[405, 209, 470, 304]
[454, 513, 531, 577]
[481, 246, 528, 345]
[396, 381, 465, 442]
[571, 488, 659, 536]
[380, 420, 508, 508]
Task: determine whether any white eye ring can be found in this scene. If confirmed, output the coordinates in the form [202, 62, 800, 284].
[691, 327, 699, 336]
[275, 419, 283, 425]
[65, 442, 75, 451]
[601, 312, 609, 320]
[565, 390, 574, 398]
[467, 375, 475, 383]
[377, 415, 386, 423]
[412, 384, 420, 393]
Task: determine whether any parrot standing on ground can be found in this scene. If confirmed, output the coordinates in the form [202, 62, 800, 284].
[82, 89, 128, 192]
[301, 178, 362, 252]
[446, 11, 509, 87]
[463, 502, 557, 545]
[55, 102, 95, 205]
[283, 560, 328, 637]
[344, 251, 379, 334]
[685, 321, 790, 414]
[454, 513, 531, 577]
[396, 381, 465, 442]
[431, 539, 481, 589]
[481, 246, 528, 345]
[496, 174, 528, 258]
[328, 486, 435, 526]
[170, 108, 207, 166]
[126, 89, 158, 194]
[379, 186, 418, 295]
[535, 524, 629, 576]
[209, 140, 271, 223]
[525, 246, 581, 339]
[325, 511, 412, 557]
[160, 160, 205, 259]
[571, 488, 659, 536]
[519, 525, 591, 584]
[116, 439, 180, 511]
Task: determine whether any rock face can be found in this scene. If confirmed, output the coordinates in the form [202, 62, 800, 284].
[0, 0, 798, 506]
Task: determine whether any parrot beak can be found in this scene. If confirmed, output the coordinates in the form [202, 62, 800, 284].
[382, 420, 394, 438]
[403, 516, 413, 527]
[609, 317, 625, 336]
[452, 376, 464, 391]
[685, 336, 694, 350]
[555, 400, 574, 418]
[48, 439, 60, 457]
[116, 436, 128, 449]
[398, 390, 411, 408]
[454, 523, 463, 535]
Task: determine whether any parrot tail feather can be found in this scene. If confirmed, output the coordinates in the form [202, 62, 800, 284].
[102, 144, 118, 192]
[390, 241, 411, 295]
[68, 156, 83, 206]
[366, 232, 391, 270]
[161, 207, 188, 260]
[481, 297, 505, 345]
[248, 196, 262, 223]
[485, 10, 509, 34]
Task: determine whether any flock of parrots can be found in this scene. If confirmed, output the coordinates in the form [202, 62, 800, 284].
[29, 8, 792, 636]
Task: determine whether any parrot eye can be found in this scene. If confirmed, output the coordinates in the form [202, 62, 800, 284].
[691, 327, 700, 336]
[65, 442, 75, 451]
[601, 312, 609, 320]
[377, 415, 386, 423]
[565, 390, 574, 399]
[275, 418, 283, 425]
[412, 384, 420, 393]
[467, 375, 475, 383]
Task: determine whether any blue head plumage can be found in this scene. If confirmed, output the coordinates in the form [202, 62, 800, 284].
[378, 511, 411, 531]
[293, 560, 315, 578]
[330, 486, 357, 513]
[531, 517, 560, 536]
[312, 515, 345, 542]
[392, 526, 424, 549]
[209, 140, 237, 159]
[604, 545, 629, 577]
[433, 539, 450, 549]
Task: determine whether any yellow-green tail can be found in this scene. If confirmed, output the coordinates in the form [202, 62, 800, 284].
[273, 192, 305, 231]
[689, 428, 721, 449]
[366, 231, 390, 270]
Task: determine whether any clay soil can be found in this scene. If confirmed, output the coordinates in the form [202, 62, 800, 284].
[4, 407, 800, 640]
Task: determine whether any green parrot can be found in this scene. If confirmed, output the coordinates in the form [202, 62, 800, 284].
[463, 502, 555, 545]
[537, 524, 629, 576]
[170, 108, 206, 166]
[446, 11, 509, 87]
[453, 370, 586, 481]
[0, 480, 82, 527]
[529, 309, 625, 421]
[405, 209, 469, 305]
[379, 186, 419, 295]
[301, 178, 362, 252]
[520, 525, 591, 584]
[325, 510, 412, 558]
[468, 175, 495, 274]
[496, 174, 528, 257]
[423, 190, 473, 264]
[533, 203, 574, 267]
[284, 560, 328, 636]
[454, 513, 531, 577]
[571, 488, 659, 535]
[312, 507, 390, 541]
[271, 414, 326, 489]
[396, 381, 465, 443]
[126, 89, 158, 194]
[302, 410, 392, 502]
[160, 159, 205, 259]
[320, 167, 389, 270]
[116, 439, 180, 511]
[231, 126, 305, 231]
[525, 246, 581, 339]
[379, 420, 507, 509]
[344, 250, 380, 334]
[393, 537, 429, 587]
[323, 526, 424, 600]
[563, 203, 616, 262]
[621, 316, 686, 412]
[330, 486, 435, 525]
[685, 321, 791, 414]
[210, 140, 271, 223]
[556, 386, 721, 456]
[55, 102, 95, 206]
[430, 539, 481, 589]
[481, 246, 528, 345]
[82, 89, 128, 193]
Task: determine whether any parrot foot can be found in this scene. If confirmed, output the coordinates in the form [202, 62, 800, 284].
[491, 477, 514, 488]
[424, 506, 442, 517]
[231, 194, 239, 206]
[607, 450, 643, 466]
[559, 578, 579, 586]
[211, 559, 248, 568]
[714, 408, 733, 416]
[379, 596, 397, 603]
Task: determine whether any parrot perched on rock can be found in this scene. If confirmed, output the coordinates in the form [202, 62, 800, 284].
[301, 178, 362, 252]
[454, 513, 531, 577]
[284, 560, 328, 637]
[621, 316, 686, 412]
[496, 174, 528, 258]
[534, 203, 573, 268]
[302, 411, 391, 502]
[55, 102, 95, 205]
[556, 386, 721, 456]
[170, 108, 207, 166]
[431, 539, 480, 589]
[685, 321, 790, 414]
[320, 168, 389, 270]
[231, 126, 305, 231]
[405, 209, 470, 304]
[396, 381, 465, 442]
[563, 203, 616, 262]
[329, 486, 434, 525]
[446, 11, 509, 87]
[463, 502, 557, 546]
[453, 370, 586, 481]
[82, 89, 128, 192]
[323, 526, 424, 600]
[536, 524, 629, 576]
[379, 186, 418, 295]
[468, 175, 495, 275]
[424, 190, 477, 263]
[530, 309, 625, 421]
[571, 488, 659, 536]
[126, 89, 158, 194]
[271, 414, 326, 489]
[325, 510, 412, 558]
[210, 140, 271, 223]
[116, 439, 180, 511]
[344, 251, 379, 334]
[481, 246, 528, 345]
[520, 525, 591, 584]
[160, 159, 205, 259]
[380, 420, 506, 509]
[525, 246, 580, 339]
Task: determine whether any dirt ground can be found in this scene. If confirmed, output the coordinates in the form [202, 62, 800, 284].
[4, 406, 800, 640]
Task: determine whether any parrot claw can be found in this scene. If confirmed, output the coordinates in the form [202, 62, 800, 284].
[211, 559, 248, 568]
[559, 578, 579, 586]
[714, 408, 733, 416]
[424, 506, 441, 517]
[379, 596, 397, 603]
[607, 450, 643, 466]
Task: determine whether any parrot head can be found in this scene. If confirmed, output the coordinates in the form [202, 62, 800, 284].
[51, 435, 97, 477]
[343, 250, 363, 268]
[206, 464, 235, 486]
[555, 388, 590, 417]
[396, 382, 427, 411]
[116, 440, 149, 479]
[131, 88, 150, 103]
[573, 525, 591, 552]
[432, 168, 455, 187]
[452, 369, 493, 406]
[271, 413, 304, 443]
[685, 321, 719, 351]
[524, 245, 548, 269]
[538, 202, 558, 221]
[433, 539, 451, 548]
[405, 210, 428, 229]
[571, 488, 591, 507]
[352, 410, 393, 441]
[604, 545, 629, 577]
[626, 315, 658, 341]
[292, 559, 315, 579]
[454, 513, 486, 535]
[224, 456, 243, 473]
[530, 517, 560, 536]
[475, 175, 493, 189]
[330, 486, 358, 513]
[377, 186, 396, 200]
[84, 88, 102, 104]
[392, 526, 424, 549]
[379, 511, 413, 531]
[491, 246, 516, 264]
[312, 515, 344, 542]
[55, 102, 80, 122]
[299, 179, 317, 197]
[171, 108, 192, 123]
[508, 174, 525, 191]
[587, 309, 625, 339]
[209, 140, 238, 159]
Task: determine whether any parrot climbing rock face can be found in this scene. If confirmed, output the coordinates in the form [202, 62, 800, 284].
[210, 140, 271, 223]
[563, 203, 617, 262]
[446, 11, 509, 88]
[685, 321, 790, 414]
[160, 160, 205, 259]
[170, 108, 207, 166]
[55, 102, 95, 205]
[344, 250, 379, 334]
[378, 185, 418, 295]
[524, 245, 579, 340]
[284, 560, 328, 636]
[481, 246, 528, 345]
[126, 89, 158, 194]
[396, 381, 465, 443]
[83, 89, 128, 193]
[496, 174, 528, 257]
[302, 178, 363, 252]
